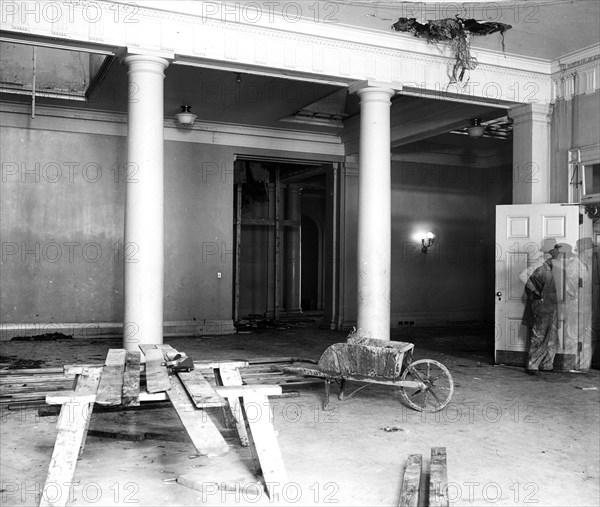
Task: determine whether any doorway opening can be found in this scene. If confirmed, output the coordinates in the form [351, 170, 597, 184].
[232, 158, 333, 325]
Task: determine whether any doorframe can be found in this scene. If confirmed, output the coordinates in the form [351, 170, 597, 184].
[232, 155, 337, 322]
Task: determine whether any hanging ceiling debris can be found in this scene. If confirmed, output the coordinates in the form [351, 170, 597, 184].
[391, 16, 512, 83]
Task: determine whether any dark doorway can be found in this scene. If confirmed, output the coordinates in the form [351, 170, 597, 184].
[301, 214, 320, 311]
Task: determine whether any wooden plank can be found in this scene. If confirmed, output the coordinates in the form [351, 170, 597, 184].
[399, 454, 422, 507]
[39, 369, 101, 507]
[46, 392, 97, 405]
[139, 391, 168, 402]
[138, 344, 158, 355]
[0, 367, 65, 375]
[241, 392, 288, 499]
[429, 447, 449, 507]
[144, 348, 171, 393]
[166, 374, 229, 457]
[95, 349, 127, 406]
[218, 364, 249, 447]
[177, 370, 227, 408]
[122, 351, 141, 407]
[216, 385, 282, 397]
[74, 368, 102, 458]
[195, 361, 249, 370]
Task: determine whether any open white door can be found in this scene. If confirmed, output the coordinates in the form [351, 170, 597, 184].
[495, 204, 593, 369]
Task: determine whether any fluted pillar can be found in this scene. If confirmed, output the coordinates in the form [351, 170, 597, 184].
[123, 54, 169, 351]
[354, 85, 394, 340]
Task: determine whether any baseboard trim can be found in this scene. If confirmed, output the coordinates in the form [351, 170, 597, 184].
[0, 320, 235, 341]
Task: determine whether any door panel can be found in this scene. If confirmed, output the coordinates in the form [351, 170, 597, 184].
[495, 204, 580, 366]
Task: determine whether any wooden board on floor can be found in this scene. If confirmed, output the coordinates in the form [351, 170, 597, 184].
[122, 351, 141, 407]
[399, 454, 422, 507]
[241, 391, 288, 496]
[177, 370, 227, 408]
[429, 447, 449, 507]
[166, 374, 229, 457]
[218, 363, 249, 447]
[144, 348, 171, 393]
[96, 349, 126, 406]
[39, 368, 101, 507]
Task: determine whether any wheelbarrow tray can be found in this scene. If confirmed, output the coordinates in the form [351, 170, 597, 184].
[281, 362, 423, 389]
[282, 338, 416, 385]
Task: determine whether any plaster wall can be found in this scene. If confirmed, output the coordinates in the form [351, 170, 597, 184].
[339, 161, 512, 327]
[551, 90, 600, 202]
[0, 126, 233, 336]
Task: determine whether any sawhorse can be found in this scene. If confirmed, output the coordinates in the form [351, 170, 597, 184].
[39, 345, 287, 507]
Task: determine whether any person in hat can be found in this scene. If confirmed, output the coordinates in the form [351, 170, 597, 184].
[522, 241, 562, 374]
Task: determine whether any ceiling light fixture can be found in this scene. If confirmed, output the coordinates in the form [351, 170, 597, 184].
[175, 105, 196, 126]
[467, 118, 485, 138]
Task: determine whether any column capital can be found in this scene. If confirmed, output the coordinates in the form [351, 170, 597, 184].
[509, 103, 553, 125]
[348, 80, 398, 96]
[123, 52, 171, 73]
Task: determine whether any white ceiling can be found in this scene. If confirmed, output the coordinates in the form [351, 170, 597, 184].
[305, 0, 600, 61]
[3, 0, 597, 167]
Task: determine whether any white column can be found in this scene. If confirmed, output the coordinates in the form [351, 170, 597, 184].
[123, 54, 169, 351]
[354, 86, 394, 341]
[510, 103, 553, 204]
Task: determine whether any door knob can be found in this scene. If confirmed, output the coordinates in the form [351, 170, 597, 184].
[496, 291, 502, 301]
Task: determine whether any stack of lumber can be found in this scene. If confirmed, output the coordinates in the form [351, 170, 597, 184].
[0, 357, 320, 410]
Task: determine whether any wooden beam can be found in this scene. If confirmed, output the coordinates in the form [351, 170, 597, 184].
[177, 370, 227, 408]
[122, 351, 141, 407]
[166, 374, 229, 457]
[215, 385, 282, 397]
[217, 364, 249, 447]
[399, 454, 422, 507]
[95, 349, 126, 406]
[45, 392, 96, 405]
[40, 369, 101, 507]
[144, 348, 171, 393]
[241, 392, 288, 498]
[429, 447, 449, 507]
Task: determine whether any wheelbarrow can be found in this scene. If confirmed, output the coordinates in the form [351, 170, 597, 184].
[282, 333, 454, 412]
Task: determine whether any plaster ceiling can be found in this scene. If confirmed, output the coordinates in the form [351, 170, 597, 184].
[291, 0, 600, 61]
[3, 0, 597, 166]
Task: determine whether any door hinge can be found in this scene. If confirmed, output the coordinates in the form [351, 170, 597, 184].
[579, 277, 583, 288]
[579, 213, 583, 224]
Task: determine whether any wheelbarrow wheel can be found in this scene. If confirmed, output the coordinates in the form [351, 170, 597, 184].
[399, 359, 454, 412]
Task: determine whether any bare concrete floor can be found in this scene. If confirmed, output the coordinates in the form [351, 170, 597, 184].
[1, 325, 599, 507]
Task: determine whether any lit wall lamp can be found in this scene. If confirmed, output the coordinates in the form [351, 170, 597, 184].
[175, 105, 197, 126]
[467, 118, 485, 138]
[419, 231, 435, 253]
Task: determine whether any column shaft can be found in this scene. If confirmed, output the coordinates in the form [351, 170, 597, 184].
[355, 87, 394, 340]
[123, 55, 169, 351]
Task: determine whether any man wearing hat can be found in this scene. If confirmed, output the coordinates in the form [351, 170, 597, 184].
[522, 239, 561, 374]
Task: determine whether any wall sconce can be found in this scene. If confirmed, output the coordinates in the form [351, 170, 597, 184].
[175, 105, 197, 126]
[467, 118, 485, 138]
[419, 231, 435, 253]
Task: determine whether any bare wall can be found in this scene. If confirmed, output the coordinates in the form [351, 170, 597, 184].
[1, 126, 234, 334]
[339, 161, 512, 327]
